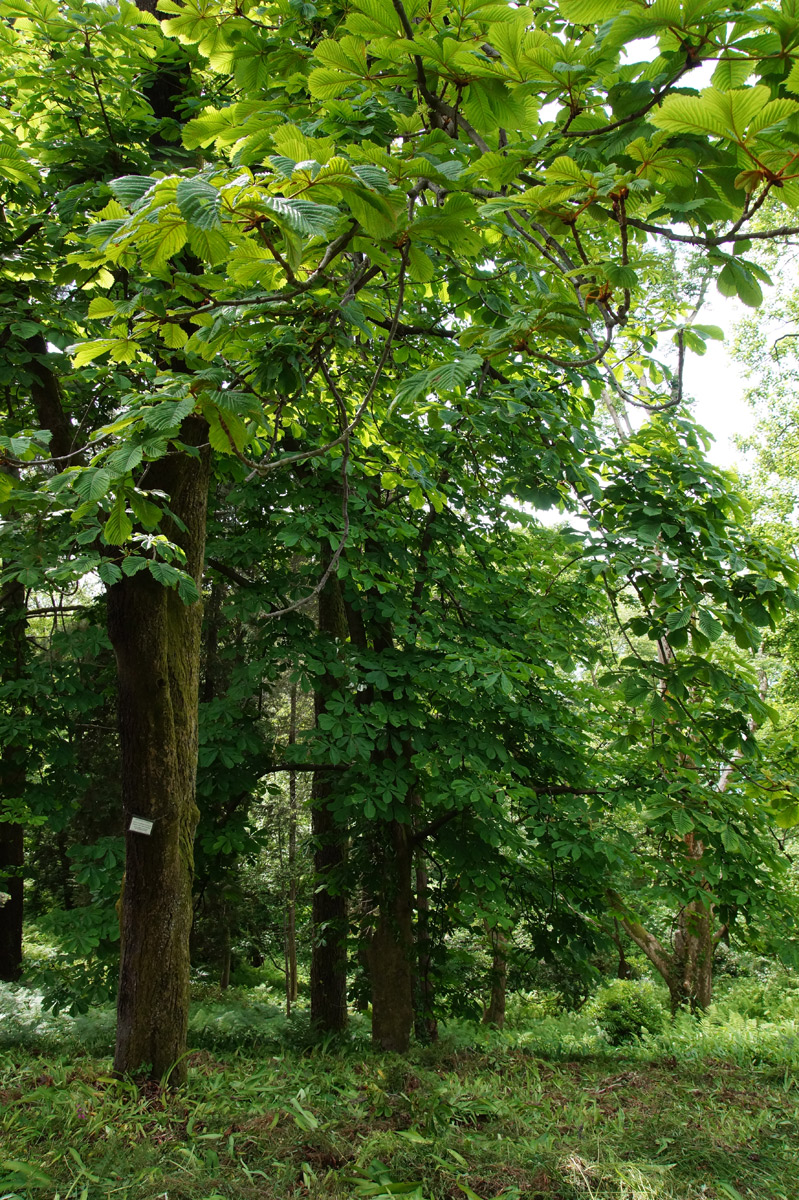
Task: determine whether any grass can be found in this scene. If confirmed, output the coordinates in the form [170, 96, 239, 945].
[2, 981, 799, 1200]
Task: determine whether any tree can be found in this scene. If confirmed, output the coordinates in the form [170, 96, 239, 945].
[5, 0, 799, 1072]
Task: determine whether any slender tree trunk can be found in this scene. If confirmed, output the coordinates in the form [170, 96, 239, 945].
[0, 823, 23, 982]
[310, 571, 348, 1034]
[108, 417, 210, 1084]
[0, 575, 25, 982]
[286, 684, 298, 1007]
[369, 819, 414, 1052]
[413, 846, 437, 1043]
[0, 334, 79, 982]
[483, 924, 508, 1029]
[219, 913, 231, 990]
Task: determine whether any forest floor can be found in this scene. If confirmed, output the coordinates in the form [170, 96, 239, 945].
[1, 985, 799, 1200]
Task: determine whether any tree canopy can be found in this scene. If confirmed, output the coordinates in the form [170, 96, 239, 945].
[2, 0, 799, 1078]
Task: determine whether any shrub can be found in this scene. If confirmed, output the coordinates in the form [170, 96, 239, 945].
[504, 989, 564, 1028]
[589, 980, 667, 1045]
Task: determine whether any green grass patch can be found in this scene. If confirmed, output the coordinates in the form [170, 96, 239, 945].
[2, 983, 798, 1199]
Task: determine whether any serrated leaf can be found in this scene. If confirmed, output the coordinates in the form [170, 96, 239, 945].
[98, 560, 123, 586]
[87, 297, 118, 319]
[176, 177, 223, 230]
[261, 194, 339, 236]
[103, 494, 133, 546]
[672, 810, 694, 836]
[696, 607, 723, 641]
[110, 175, 156, 205]
[162, 322, 189, 349]
[71, 339, 117, 368]
[121, 555, 149, 576]
[129, 492, 162, 528]
[142, 396, 195, 431]
[107, 443, 143, 474]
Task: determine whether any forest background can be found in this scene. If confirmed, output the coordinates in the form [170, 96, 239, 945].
[5, 0, 799, 1197]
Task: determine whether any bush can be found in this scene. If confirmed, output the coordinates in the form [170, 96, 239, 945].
[504, 988, 564, 1028]
[589, 980, 667, 1045]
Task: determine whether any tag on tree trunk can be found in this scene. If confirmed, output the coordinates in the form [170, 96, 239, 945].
[129, 816, 154, 835]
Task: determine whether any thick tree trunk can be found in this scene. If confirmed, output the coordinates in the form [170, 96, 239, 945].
[413, 847, 437, 1043]
[483, 925, 508, 1029]
[0, 577, 26, 982]
[369, 819, 414, 1052]
[108, 417, 210, 1084]
[608, 888, 718, 1016]
[669, 899, 715, 1014]
[310, 573, 348, 1034]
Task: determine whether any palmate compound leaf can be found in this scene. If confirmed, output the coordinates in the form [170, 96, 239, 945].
[649, 86, 799, 142]
[149, 559, 200, 605]
[391, 353, 483, 410]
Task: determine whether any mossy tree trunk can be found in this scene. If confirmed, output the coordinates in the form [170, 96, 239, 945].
[608, 845, 725, 1016]
[108, 418, 210, 1084]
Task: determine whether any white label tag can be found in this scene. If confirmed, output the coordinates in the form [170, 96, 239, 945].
[129, 816, 154, 835]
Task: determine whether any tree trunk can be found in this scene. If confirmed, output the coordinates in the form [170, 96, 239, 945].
[608, 886, 718, 1016]
[483, 924, 508, 1029]
[286, 684, 298, 1008]
[369, 819, 414, 1052]
[669, 899, 714, 1014]
[219, 914, 231, 990]
[0, 576, 26, 982]
[0, 823, 23, 982]
[413, 847, 437, 1043]
[108, 417, 210, 1084]
[310, 572, 348, 1034]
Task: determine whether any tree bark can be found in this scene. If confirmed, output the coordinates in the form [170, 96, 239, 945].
[0, 575, 26, 982]
[483, 924, 508, 1029]
[108, 417, 210, 1083]
[608, 879, 718, 1015]
[369, 819, 414, 1052]
[286, 684, 298, 1009]
[309, 571, 348, 1034]
[413, 846, 437, 1043]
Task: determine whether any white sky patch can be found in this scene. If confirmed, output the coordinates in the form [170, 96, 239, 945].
[683, 292, 755, 472]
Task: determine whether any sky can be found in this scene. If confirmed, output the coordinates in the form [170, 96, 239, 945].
[683, 293, 755, 472]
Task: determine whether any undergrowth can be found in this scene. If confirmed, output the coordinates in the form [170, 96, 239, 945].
[2, 979, 799, 1200]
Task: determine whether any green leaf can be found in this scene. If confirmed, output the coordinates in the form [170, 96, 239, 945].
[129, 492, 162, 528]
[71, 339, 117, 368]
[110, 175, 156, 205]
[107, 443, 144, 474]
[260, 195, 339, 237]
[649, 86, 778, 141]
[121, 555, 148, 576]
[672, 810, 694, 836]
[87, 297, 118, 319]
[143, 397, 196, 431]
[103, 494, 133, 546]
[98, 560, 123, 586]
[176, 177, 223, 230]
